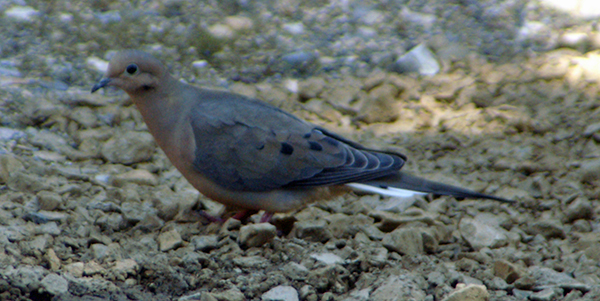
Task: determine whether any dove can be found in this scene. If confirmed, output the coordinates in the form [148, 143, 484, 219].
[92, 50, 512, 221]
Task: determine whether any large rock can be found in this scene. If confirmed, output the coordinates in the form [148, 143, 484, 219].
[101, 130, 155, 164]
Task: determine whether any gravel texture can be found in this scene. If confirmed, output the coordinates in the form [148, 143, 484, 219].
[1, 0, 600, 300]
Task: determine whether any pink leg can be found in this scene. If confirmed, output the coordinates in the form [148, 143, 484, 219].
[260, 212, 274, 223]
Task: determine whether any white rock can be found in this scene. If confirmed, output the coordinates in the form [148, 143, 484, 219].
[41, 273, 69, 295]
[282, 22, 304, 35]
[459, 215, 508, 250]
[540, 0, 600, 19]
[395, 44, 440, 76]
[262, 285, 299, 301]
[5, 6, 39, 22]
[191, 60, 209, 69]
[87, 57, 109, 73]
[310, 252, 343, 265]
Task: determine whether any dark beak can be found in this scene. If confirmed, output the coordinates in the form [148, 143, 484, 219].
[91, 78, 111, 93]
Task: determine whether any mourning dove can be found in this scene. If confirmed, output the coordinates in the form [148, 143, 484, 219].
[92, 50, 512, 220]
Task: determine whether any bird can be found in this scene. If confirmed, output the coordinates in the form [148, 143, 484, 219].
[91, 50, 513, 222]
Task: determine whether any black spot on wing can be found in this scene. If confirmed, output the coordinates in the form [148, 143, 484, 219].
[280, 142, 294, 155]
[303, 132, 311, 139]
[308, 141, 323, 151]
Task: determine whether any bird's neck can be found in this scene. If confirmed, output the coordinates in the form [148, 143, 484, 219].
[132, 77, 187, 144]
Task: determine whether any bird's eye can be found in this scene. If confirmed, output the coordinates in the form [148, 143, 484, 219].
[125, 64, 138, 75]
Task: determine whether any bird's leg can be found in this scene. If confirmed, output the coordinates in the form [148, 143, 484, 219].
[260, 212, 274, 223]
[231, 209, 259, 222]
[196, 210, 225, 223]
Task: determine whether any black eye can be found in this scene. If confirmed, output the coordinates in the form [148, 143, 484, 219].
[125, 64, 138, 75]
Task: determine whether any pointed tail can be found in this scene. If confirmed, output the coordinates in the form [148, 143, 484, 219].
[347, 171, 514, 203]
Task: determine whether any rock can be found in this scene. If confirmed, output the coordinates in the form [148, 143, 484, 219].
[493, 260, 523, 283]
[238, 223, 277, 248]
[7, 171, 49, 193]
[370, 275, 426, 300]
[442, 284, 489, 301]
[192, 234, 219, 252]
[530, 288, 562, 301]
[307, 265, 343, 291]
[291, 219, 332, 242]
[527, 266, 588, 291]
[310, 253, 344, 265]
[382, 227, 424, 255]
[63, 262, 84, 278]
[232, 256, 269, 269]
[83, 261, 105, 276]
[524, 220, 566, 240]
[262, 285, 299, 301]
[459, 216, 509, 250]
[324, 213, 374, 238]
[101, 131, 155, 164]
[6, 266, 46, 293]
[282, 262, 309, 280]
[158, 228, 183, 252]
[45, 249, 61, 271]
[580, 158, 600, 183]
[0, 154, 24, 184]
[111, 169, 158, 186]
[91, 243, 108, 260]
[394, 44, 440, 76]
[36, 191, 63, 211]
[211, 287, 246, 301]
[5, 6, 39, 22]
[110, 259, 139, 280]
[298, 77, 326, 100]
[225, 15, 254, 31]
[357, 84, 399, 124]
[583, 122, 600, 137]
[40, 273, 68, 296]
[564, 197, 594, 222]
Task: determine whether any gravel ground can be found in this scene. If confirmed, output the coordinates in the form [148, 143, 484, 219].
[1, 0, 600, 300]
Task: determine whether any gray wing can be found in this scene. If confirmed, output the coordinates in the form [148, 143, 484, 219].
[190, 90, 405, 192]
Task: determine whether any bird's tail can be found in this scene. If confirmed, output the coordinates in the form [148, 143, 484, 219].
[346, 171, 514, 203]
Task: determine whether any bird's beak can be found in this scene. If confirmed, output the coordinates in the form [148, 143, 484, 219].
[91, 78, 112, 93]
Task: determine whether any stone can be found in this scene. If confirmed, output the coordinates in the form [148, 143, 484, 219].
[358, 83, 399, 124]
[493, 260, 523, 283]
[310, 253, 344, 265]
[370, 275, 426, 301]
[111, 259, 139, 280]
[36, 191, 63, 211]
[158, 228, 183, 252]
[211, 287, 245, 301]
[262, 285, 299, 301]
[192, 234, 219, 252]
[298, 77, 326, 100]
[324, 213, 374, 238]
[232, 256, 269, 269]
[45, 249, 61, 271]
[291, 219, 332, 242]
[459, 216, 508, 250]
[63, 262, 84, 278]
[83, 260, 105, 276]
[5, 266, 46, 293]
[111, 169, 158, 186]
[40, 273, 68, 296]
[282, 262, 309, 280]
[101, 131, 155, 164]
[238, 223, 277, 248]
[580, 158, 600, 183]
[564, 197, 594, 222]
[0, 154, 24, 183]
[382, 227, 424, 255]
[394, 44, 440, 75]
[442, 284, 489, 301]
[524, 220, 566, 240]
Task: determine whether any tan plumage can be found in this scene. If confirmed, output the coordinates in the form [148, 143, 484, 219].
[92, 50, 511, 217]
